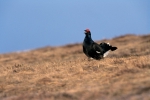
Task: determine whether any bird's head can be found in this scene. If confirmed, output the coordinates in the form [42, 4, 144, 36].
[84, 29, 91, 35]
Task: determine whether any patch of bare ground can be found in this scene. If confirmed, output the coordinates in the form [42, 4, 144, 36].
[0, 34, 150, 100]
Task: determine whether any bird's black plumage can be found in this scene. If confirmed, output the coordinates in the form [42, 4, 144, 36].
[83, 29, 117, 60]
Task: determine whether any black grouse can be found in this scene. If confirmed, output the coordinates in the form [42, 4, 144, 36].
[83, 29, 117, 60]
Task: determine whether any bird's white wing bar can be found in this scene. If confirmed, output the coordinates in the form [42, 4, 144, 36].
[96, 51, 101, 53]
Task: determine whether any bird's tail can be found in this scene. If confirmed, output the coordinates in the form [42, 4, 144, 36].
[111, 46, 117, 51]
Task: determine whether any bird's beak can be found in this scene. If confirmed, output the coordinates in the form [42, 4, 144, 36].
[84, 30, 87, 34]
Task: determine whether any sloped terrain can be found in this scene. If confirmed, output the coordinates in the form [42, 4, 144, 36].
[0, 34, 150, 100]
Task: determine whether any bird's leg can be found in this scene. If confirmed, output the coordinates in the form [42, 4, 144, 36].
[88, 57, 93, 61]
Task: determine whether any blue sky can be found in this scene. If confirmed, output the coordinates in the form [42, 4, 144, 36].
[0, 0, 150, 53]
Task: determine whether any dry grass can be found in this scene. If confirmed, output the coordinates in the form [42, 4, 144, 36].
[0, 34, 150, 100]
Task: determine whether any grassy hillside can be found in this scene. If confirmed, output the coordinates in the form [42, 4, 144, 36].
[0, 34, 150, 100]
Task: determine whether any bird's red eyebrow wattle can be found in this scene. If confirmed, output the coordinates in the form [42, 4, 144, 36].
[85, 29, 90, 32]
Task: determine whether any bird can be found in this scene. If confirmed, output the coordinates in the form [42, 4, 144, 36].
[83, 29, 117, 60]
